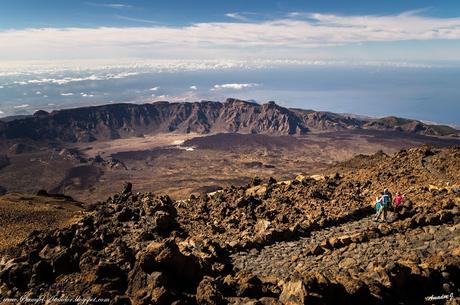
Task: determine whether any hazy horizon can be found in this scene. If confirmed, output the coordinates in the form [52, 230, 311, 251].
[0, 60, 459, 126]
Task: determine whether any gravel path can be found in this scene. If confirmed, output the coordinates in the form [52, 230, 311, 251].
[231, 214, 459, 280]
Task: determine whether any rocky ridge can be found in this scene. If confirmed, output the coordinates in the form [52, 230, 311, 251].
[0, 99, 458, 143]
[0, 146, 459, 304]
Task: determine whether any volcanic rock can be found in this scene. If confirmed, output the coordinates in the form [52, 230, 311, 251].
[0, 146, 459, 304]
[196, 276, 225, 305]
[279, 280, 307, 305]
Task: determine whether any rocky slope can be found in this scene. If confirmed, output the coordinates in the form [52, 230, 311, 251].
[0, 146, 459, 304]
[0, 99, 457, 143]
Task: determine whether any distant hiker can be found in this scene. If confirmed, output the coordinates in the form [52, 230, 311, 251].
[373, 193, 384, 221]
[383, 188, 393, 211]
[392, 192, 404, 212]
[374, 190, 390, 222]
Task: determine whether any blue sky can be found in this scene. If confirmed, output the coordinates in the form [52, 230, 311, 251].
[1, 1, 460, 29]
[0, 0, 460, 62]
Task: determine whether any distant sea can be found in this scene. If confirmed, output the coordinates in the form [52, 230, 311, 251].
[0, 61, 459, 126]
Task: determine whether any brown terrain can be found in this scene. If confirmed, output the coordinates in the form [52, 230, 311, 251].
[0, 99, 459, 203]
[0, 129, 459, 203]
[0, 192, 83, 252]
[0, 100, 459, 304]
[0, 145, 458, 305]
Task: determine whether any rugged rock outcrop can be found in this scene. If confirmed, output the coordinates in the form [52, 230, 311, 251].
[364, 116, 459, 136]
[0, 99, 457, 143]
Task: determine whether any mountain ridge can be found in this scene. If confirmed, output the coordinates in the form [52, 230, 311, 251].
[0, 98, 458, 143]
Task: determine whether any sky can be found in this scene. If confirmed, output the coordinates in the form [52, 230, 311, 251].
[0, 1, 459, 125]
[0, 0, 460, 62]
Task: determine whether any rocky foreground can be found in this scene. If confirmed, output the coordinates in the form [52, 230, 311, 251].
[0, 146, 459, 304]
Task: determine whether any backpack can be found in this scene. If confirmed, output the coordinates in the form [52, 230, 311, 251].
[375, 199, 382, 211]
[382, 194, 390, 208]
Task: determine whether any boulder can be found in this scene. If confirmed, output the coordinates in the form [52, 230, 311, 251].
[150, 286, 175, 305]
[251, 176, 263, 186]
[51, 248, 79, 274]
[123, 182, 133, 195]
[31, 260, 54, 284]
[338, 235, 352, 246]
[310, 175, 326, 181]
[154, 211, 177, 235]
[139, 240, 202, 290]
[246, 185, 268, 197]
[310, 245, 324, 255]
[279, 280, 307, 305]
[127, 263, 168, 298]
[255, 219, 271, 235]
[328, 237, 342, 249]
[234, 272, 264, 298]
[117, 207, 139, 222]
[92, 262, 127, 292]
[4, 262, 32, 291]
[196, 276, 225, 305]
[295, 175, 307, 183]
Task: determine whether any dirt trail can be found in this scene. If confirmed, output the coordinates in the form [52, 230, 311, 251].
[231, 212, 458, 280]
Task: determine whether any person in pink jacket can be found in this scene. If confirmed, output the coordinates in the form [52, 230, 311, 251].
[392, 192, 404, 212]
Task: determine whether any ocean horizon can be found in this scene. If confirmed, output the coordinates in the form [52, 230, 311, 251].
[0, 60, 459, 126]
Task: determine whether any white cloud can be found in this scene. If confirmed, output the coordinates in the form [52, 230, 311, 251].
[154, 94, 170, 100]
[189, 85, 197, 90]
[105, 3, 131, 9]
[86, 2, 132, 9]
[0, 11, 459, 62]
[225, 13, 249, 21]
[14, 104, 30, 109]
[115, 15, 159, 24]
[0, 110, 4, 114]
[0, 59, 437, 81]
[0, 86, 3, 88]
[80, 92, 95, 97]
[212, 83, 259, 90]
[60, 92, 74, 96]
[149, 86, 159, 91]
[12, 72, 139, 85]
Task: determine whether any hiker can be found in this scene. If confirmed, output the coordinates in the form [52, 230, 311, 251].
[374, 190, 391, 222]
[373, 193, 384, 221]
[383, 188, 393, 211]
[392, 192, 404, 212]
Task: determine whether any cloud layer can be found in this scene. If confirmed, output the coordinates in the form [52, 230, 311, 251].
[0, 11, 459, 62]
[212, 83, 259, 90]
